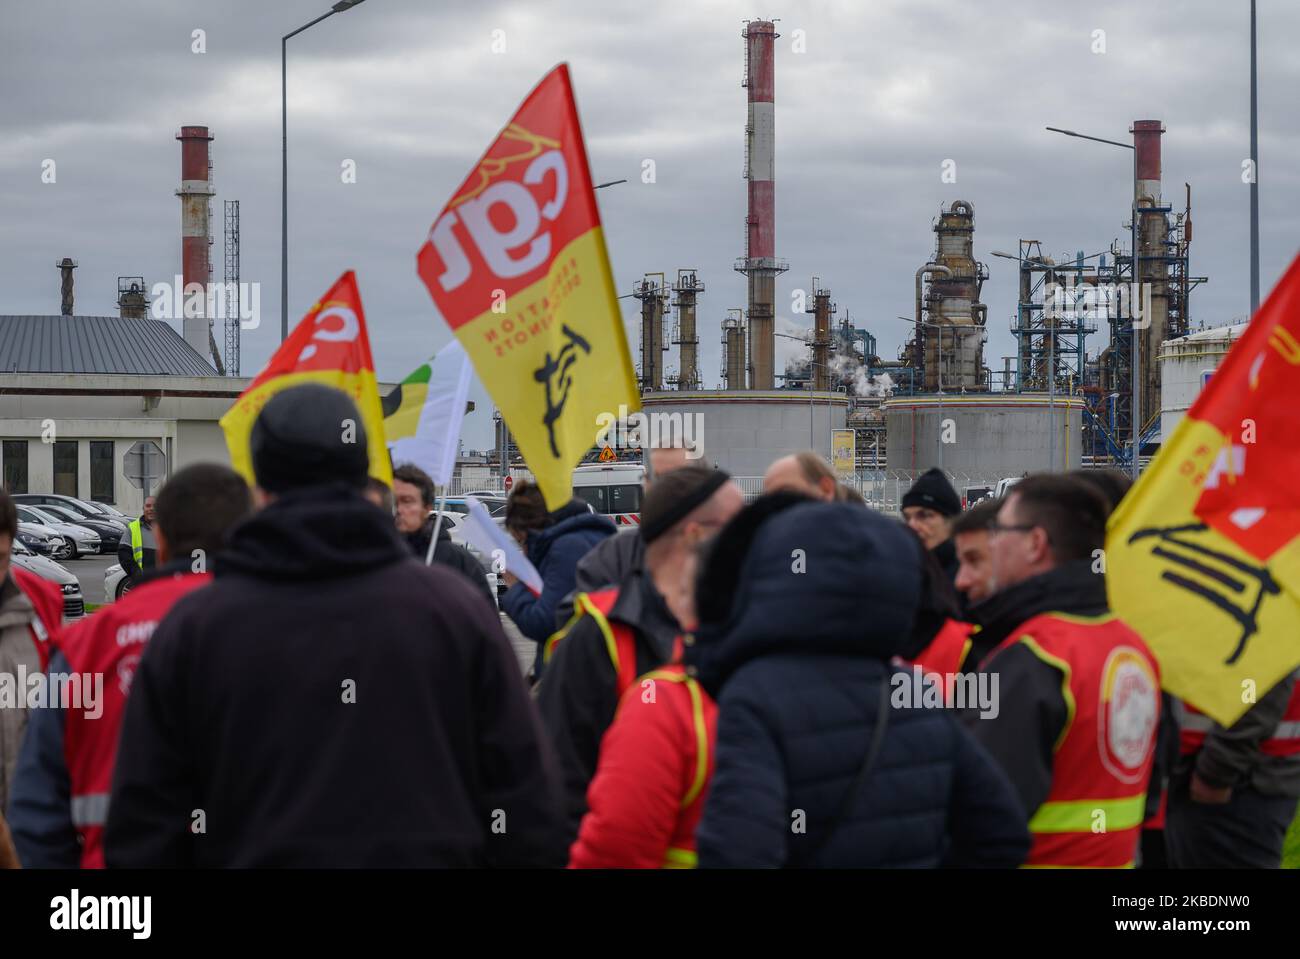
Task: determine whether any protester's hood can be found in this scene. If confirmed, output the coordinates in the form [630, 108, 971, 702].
[218, 483, 410, 581]
[687, 499, 923, 698]
[526, 500, 614, 567]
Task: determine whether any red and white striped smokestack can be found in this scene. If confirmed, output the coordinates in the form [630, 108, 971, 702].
[745, 20, 776, 261]
[176, 125, 214, 360]
[736, 19, 785, 389]
[1131, 119, 1164, 205]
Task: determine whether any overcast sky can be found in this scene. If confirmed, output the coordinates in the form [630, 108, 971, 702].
[3, 0, 1297, 450]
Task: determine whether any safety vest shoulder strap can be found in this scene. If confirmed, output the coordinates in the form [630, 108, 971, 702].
[128, 519, 143, 566]
[638, 666, 711, 808]
[543, 588, 638, 695]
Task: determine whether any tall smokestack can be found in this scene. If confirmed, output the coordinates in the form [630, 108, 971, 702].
[177, 125, 215, 362]
[1131, 119, 1167, 439]
[56, 258, 77, 316]
[735, 19, 786, 390]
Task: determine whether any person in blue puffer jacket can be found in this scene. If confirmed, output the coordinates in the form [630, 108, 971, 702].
[686, 495, 1031, 868]
[501, 479, 615, 681]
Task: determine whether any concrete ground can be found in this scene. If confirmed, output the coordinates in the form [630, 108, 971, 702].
[66, 551, 120, 606]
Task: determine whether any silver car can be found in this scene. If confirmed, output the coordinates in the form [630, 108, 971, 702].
[10, 539, 85, 621]
[16, 505, 100, 558]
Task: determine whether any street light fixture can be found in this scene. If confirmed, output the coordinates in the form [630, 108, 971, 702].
[282, 0, 369, 343]
[1045, 124, 1140, 480]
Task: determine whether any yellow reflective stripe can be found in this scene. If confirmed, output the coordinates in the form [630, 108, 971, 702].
[662, 846, 697, 869]
[682, 678, 709, 808]
[1028, 793, 1148, 834]
[576, 594, 621, 677]
[957, 637, 973, 671]
[1017, 635, 1075, 752]
[543, 599, 589, 664]
[631, 670, 711, 809]
[1021, 861, 1136, 870]
[129, 520, 143, 567]
[1042, 611, 1117, 627]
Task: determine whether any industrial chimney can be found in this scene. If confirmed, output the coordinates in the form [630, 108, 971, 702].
[177, 126, 215, 362]
[734, 19, 787, 390]
[1131, 119, 1168, 436]
[56, 258, 77, 315]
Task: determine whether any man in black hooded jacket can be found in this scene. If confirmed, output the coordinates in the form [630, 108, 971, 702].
[105, 384, 566, 868]
[391, 463, 496, 609]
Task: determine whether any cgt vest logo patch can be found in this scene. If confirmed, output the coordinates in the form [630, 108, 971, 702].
[1098, 647, 1159, 783]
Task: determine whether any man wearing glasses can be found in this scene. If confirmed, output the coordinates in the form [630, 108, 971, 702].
[963, 474, 1161, 869]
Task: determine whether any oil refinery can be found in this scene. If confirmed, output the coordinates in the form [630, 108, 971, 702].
[619, 18, 1210, 495]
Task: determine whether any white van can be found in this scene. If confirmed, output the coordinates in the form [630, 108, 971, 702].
[571, 464, 645, 528]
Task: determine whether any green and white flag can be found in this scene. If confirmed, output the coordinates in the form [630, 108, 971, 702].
[382, 339, 474, 485]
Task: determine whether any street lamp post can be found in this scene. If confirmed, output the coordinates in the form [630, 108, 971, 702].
[282, 0, 368, 343]
[1045, 126, 1140, 480]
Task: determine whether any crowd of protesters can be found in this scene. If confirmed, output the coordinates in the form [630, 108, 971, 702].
[0, 381, 1297, 869]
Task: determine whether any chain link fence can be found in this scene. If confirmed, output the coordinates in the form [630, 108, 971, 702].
[731, 468, 1017, 514]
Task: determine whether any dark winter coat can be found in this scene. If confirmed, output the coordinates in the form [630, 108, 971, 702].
[501, 500, 615, 674]
[104, 484, 567, 868]
[687, 500, 1030, 868]
[405, 516, 497, 609]
[554, 529, 644, 629]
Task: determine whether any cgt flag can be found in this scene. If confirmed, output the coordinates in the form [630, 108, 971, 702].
[415, 64, 639, 509]
[1108, 254, 1300, 726]
[220, 270, 392, 488]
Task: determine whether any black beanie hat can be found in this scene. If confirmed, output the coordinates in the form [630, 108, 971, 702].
[901, 467, 961, 517]
[249, 383, 370, 493]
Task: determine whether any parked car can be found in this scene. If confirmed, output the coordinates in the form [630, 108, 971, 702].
[104, 563, 128, 602]
[14, 494, 129, 534]
[10, 539, 85, 621]
[23, 503, 121, 552]
[442, 496, 509, 518]
[15, 505, 100, 558]
[89, 501, 129, 520]
[16, 522, 63, 558]
[427, 510, 502, 604]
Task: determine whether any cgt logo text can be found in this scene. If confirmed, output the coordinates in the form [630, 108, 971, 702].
[50, 890, 151, 940]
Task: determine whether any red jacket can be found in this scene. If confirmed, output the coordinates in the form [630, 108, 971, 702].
[58, 570, 211, 868]
[11, 567, 65, 670]
[569, 663, 717, 869]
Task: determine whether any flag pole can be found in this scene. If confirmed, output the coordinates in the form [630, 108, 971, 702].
[425, 485, 447, 565]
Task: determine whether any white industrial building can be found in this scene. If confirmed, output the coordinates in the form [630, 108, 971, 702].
[0, 314, 248, 515]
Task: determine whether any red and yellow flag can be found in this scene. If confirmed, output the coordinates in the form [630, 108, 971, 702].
[219, 270, 392, 488]
[1108, 254, 1300, 726]
[415, 64, 639, 509]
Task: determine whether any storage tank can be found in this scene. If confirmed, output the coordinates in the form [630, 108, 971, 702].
[884, 394, 1084, 475]
[640, 390, 849, 487]
[1159, 323, 1247, 441]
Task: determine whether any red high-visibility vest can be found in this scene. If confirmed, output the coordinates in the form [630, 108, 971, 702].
[1179, 677, 1300, 759]
[907, 619, 976, 705]
[544, 587, 643, 696]
[59, 572, 210, 868]
[570, 662, 717, 869]
[11, 567, 64, 671]
[988, 611, 1161, 869]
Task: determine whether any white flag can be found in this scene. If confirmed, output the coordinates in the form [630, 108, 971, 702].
[385, 339, 473, 485]
[462, 496, 543, 595]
